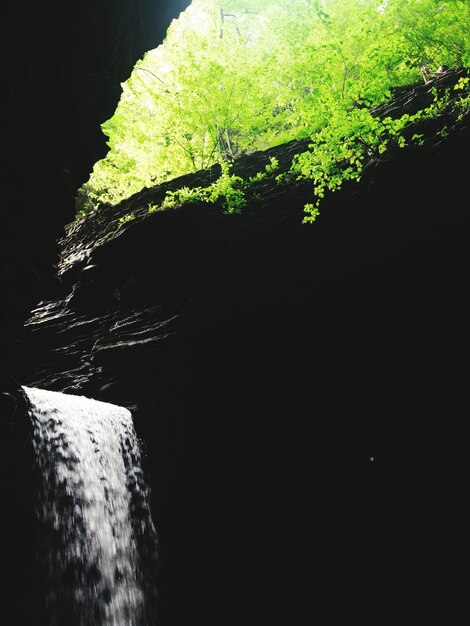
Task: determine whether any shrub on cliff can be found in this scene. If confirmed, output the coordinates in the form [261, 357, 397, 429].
[76, 0, 470, 217]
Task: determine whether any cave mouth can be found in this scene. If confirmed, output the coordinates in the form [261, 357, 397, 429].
[2, 1, 469, 624]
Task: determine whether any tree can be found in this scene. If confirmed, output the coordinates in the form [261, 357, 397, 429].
[76, 0, 469, 214]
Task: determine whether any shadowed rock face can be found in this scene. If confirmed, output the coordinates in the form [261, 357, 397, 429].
[15, 71, 470, 623]
[0, 0, 191, 385]
[1, 1, 191, 623]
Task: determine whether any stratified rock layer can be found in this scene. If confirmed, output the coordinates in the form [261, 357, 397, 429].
[0, 0, 191, 384]
[17, 71, 470, 624]
[1, 3, 191, 623]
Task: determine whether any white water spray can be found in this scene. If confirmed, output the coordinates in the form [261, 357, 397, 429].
[23, 386, 157, 626]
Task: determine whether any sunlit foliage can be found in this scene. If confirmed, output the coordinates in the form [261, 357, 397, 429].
[76, 0, 470, 216]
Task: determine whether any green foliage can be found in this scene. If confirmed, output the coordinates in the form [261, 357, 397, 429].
[303, 203, 320, 222]
[155, 156, 282, 215]
[204, 162, 247, 214]
[264, 157, 279, 175]
[419, 74, 469, 122]
[453, 76, 470, 118]
[76, 0, 470, 218]
[161, 186, 205, 209]
[118, 213, 136, 225]
[296, 106, 433, 222]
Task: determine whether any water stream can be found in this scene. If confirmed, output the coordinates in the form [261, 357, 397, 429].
[23, 386, 158, 626]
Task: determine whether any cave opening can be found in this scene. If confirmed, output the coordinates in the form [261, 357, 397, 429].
[1, 1, 469, 624]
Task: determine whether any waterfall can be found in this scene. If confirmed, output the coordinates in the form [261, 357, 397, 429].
[23, 386, 158, 626]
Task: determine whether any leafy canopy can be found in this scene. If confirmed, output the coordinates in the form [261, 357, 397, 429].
[76, 0, 470, 217]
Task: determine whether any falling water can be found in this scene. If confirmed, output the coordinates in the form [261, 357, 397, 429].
[23, 386, 158, 626]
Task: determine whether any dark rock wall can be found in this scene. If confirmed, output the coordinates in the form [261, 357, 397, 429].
[0, 1, 190, 622]
[16, 72, 470, 623]
[1, 0, 468, 617]
[0, 0, 191, 384]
